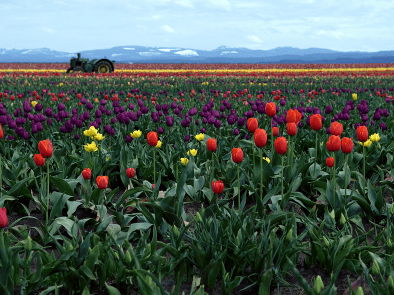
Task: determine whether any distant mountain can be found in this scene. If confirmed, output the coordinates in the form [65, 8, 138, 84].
[0, 46, 393, 64]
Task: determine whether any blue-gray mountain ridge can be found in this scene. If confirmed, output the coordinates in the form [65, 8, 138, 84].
[0, 46, 393, 64]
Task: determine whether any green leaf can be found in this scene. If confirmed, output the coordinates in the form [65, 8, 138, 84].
[49, 176, 74, 196]
[105, 283, 122, 295]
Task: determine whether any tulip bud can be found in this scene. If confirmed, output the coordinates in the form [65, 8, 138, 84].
[323, 236, 330, 247]
[235, 236, 240, 246]
[313, 275, 324, 294]
[355, 287, 364, 295]
[24, 236, 32, 251]
[330, 210, 335, 221]
[372, 260, 380, 275]
[146, 243, 151, 254]
[125, 250, 132, 264]
[173, 225, 180, 237]
[66, 243, 74, 251]
[114, 252, 119, 260]
[391, 204, 394, 215]
[388, 239, 393, 248]
[196, 212, 202, 223]
[340, 213, 346, 225]
[285, 229, 293, 243]
[387, 275, 394, 294]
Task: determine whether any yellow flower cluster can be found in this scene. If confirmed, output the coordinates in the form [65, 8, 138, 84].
[84, 141, 98, 152]
[195, 133, 205, 141]
[359, 140, 372, 147]
[130, 130, 142, 138]
[180, 158, 189, 166]
[370, 133, 380, 142]
[187, 149, 197, 157]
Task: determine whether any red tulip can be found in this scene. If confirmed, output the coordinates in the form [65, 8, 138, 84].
[211, 180, 224, 194]
[310, 114, 322, 131]
[34, 154, 45, 166]
[272, 127, 279, 137]
[247, 118, 258, 133]
[265, 102, 276, 117]
[341, 137, 354, 154]
[96, 176, 108, 190]
[0, 124, 3, 139]
[330, 122, 343, 136]
[38, 139, 53, 158]
[126, 168, 136, 179]
[274, 136, 288, 155]
[207, 138, 217, 152]
[147, 131, 158, 147]
[356, 126, 368, 142]
[286, 109, 297, 123]
[82, 168, 91, 180]
[254, 128, 267, 148]
[326, 157, 334, 167]
[0, 207, 7, 228]
[232, 147, 243, 163]
[286, 122, 297, 136]
[326, 135, 341, 152]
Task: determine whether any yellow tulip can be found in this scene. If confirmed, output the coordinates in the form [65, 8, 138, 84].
[130, 130, 142, 138]
[195, 133, 205, 141]
[263, 157, 270, 163]
[180, 158, 189, 165]
[155, 140, 162, 148]
[352, 93, 357, 100]
[84, 141, 98, 152]
[359, 140, 372, 147]
[187, 149, 197, 157]
[94, 133, 105, 141]
[31, 101, 38, 107]
[84, 126, 98, 138]
[369, 133, 380, 142]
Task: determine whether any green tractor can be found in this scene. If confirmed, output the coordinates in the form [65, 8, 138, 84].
[66, 53, 115, 74]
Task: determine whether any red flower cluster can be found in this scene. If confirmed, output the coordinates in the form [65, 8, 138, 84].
[82, 168, 92, 180]
[356, 126, 368, 142]
[326, 135, 341, 152]
[310, 114, 322, 131]
[254, 129, 267, 148]
[247, 118, 258, 133]
[126, 168, 136, 178]
[96, 176, 109, 189]
[274, 137, 287, 155]
[212, 180, 224, 194]
[232, 148, 243, 163]
[147, 131, 158, 147]
[207, 138, 217, 152]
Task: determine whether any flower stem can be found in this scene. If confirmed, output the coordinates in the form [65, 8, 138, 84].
[363, 145, 366, 196]
[153, 148, 156, 186]
[344, 154, 348, 202]
[237, 164, 240, 212]
[46, 160, 50, 227]
[281, 155, 284, 202]
[333, 152, 336, 213]
[252, 135, 255, 176]
[260, 149, 263, 203]
[313, 132, 317, 177]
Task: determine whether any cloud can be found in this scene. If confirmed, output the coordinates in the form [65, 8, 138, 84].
[42, 27, 55, 34]
[247, 35, 262, 43]
[161, 25, 175, 33]
[209, 0, 231, 10]
[173, 0, 194, 8]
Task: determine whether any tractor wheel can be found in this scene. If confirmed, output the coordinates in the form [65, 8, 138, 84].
[95, 60, 112, 74]
[66, 67, 72, 73]
[72, 66, 85, 74]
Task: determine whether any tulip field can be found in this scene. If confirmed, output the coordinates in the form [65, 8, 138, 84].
[1, 63, 394, 294]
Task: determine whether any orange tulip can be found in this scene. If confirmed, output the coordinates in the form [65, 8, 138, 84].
[96, 176, 109, 189]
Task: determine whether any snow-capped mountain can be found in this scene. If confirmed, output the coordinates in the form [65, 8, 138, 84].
[0, 46, 393, 63]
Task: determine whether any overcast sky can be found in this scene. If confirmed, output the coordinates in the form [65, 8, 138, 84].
[1, 0, 393, 53]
